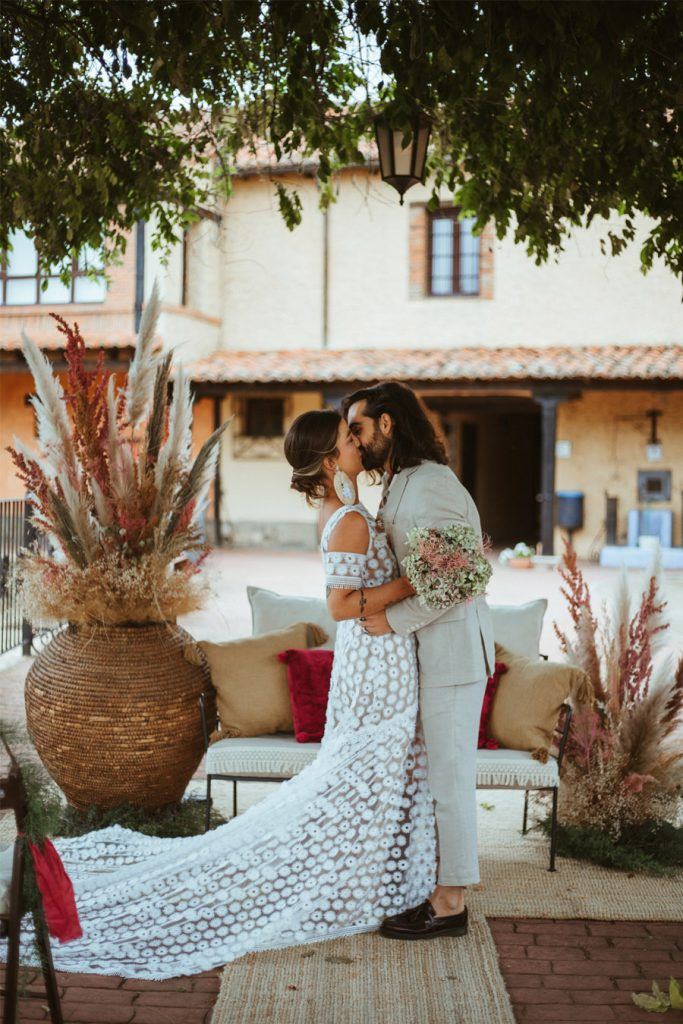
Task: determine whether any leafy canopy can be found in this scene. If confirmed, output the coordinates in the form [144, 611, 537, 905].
[1, 1, 681, 278]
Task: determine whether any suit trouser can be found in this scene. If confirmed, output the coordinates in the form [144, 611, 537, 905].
[419, 677, 487, 886]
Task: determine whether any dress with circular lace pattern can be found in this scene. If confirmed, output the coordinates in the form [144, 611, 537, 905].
[5, 503, 435, 979]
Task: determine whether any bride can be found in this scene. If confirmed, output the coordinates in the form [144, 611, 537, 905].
[6, 410, 436, 980]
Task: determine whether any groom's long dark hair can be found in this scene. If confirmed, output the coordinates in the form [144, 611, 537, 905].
[342, 381, 448, 473]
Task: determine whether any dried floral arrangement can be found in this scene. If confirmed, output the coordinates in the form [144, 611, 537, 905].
[554, 538, 683, 841]
[7, 282, 227, 627]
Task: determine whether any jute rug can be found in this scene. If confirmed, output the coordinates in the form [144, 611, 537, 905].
[210, 913, 515, 1024]
[471, 790, 682, 921]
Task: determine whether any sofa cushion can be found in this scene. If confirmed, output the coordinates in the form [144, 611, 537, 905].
[489, 643, 586, 755]
[478, 661, 508, 750]
[278, 648, 334, 743]
[206, 734, 321, 778]
[249, 587, 547, 659]
[475, 748, 559, 788]
[204, 735, 560, 789]
[488, 599, 547, 659]
[189, 623, 328, 740]
[248, 586, 337, 650]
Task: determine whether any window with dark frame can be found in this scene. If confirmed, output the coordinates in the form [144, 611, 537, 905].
[243, 397, 285, 438]
[427, 208, 480, 296]
[0, 229, 106, 306]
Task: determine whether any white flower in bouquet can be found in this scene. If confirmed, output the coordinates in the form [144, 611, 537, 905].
[402, 523, 493, 611]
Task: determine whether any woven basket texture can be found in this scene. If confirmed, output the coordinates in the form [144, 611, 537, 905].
[25, 622, 213, 810]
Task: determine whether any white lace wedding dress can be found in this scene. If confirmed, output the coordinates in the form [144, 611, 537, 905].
[9, 503, 435, 979]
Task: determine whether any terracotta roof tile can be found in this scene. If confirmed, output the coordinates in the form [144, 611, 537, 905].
[0, 332, 137, 352]
[185, 345, 683, 385]
[233, 136, 378, 175]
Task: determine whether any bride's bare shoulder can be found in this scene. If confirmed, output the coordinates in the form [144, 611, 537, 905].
[326, 508, 369, 554]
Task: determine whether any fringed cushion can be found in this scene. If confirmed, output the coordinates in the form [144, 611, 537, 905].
[205, 734, 320, 777]
[490, 643, 589, 756]
[478, 661, 508, 749]
[278, 648, 334, 743]
[204, 737, 560, 788]
[475, 749, 559, 788]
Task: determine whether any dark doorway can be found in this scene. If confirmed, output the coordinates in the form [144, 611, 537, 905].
[426, 395, 541, 549]
[460, 421, 478, 497]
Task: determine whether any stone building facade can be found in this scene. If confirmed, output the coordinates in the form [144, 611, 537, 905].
[1, 161, 681, 561]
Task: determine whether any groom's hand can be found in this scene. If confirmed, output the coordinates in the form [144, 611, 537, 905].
[363, 611, 393, 636]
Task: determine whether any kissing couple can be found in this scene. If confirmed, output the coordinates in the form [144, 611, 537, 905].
[13, 381, 495, 980]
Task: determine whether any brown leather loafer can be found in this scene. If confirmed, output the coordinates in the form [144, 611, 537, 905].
[379, 900, 468, 940]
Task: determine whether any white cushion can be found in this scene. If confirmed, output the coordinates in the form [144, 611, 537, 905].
[248, 586, 336, 650]
[475, 748, 559, 789]
[0, 844, 14, 915]
[248, 587, 547, 661]
[489, 599, 547, 659]
[205, 736, 558, 789]
[206, 734, 320, 778]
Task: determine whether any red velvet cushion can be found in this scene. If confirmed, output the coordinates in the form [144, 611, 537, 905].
[277, 648, 334, 743]
[478, 661, 508, 750]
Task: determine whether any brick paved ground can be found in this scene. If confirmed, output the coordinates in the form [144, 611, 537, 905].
[0, 964, 221, 1023]
[490, 918, 683, 1023]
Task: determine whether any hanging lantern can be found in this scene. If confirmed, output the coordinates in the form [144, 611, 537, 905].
[374, 109, 432, 205]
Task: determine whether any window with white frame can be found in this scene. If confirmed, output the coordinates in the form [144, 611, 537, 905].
[0, 229, 107, 305]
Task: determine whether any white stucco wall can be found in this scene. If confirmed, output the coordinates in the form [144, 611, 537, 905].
[219, 177, 325, 349]
[216, 169, 682, 350]
[145, 214, 222, 363]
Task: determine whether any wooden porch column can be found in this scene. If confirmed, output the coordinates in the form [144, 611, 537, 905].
[531, 390, 575, 555]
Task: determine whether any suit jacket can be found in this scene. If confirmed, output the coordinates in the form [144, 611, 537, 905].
[383, 460, 495, 687]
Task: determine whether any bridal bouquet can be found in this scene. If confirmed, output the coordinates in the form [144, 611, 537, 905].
[402, 523, 493, 610]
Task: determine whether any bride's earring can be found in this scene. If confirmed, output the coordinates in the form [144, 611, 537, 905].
[333, 467, 357, 506]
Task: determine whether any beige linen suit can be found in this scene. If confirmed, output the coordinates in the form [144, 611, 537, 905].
[383, 460, 495, 885]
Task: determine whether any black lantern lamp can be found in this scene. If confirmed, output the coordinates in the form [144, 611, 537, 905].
[374, 109, 432, 205]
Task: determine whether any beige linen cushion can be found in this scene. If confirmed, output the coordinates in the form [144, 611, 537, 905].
[188, 623, 328, 740]
[248, 586, 337, 651]
[489, 642, 590, 756]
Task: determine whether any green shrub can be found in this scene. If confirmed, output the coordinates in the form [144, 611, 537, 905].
[57, 796, 228, 839]
[539, 816, 683, 876]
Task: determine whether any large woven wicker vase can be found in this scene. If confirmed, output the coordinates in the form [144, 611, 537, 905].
[25, 622, 213, 810]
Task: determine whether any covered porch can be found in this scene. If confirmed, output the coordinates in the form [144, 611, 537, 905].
[187, 343, 683, 559]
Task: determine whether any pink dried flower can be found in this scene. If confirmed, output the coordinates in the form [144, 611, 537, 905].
[623, 772, 657, 794]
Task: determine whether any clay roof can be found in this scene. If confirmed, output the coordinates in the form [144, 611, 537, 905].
[0, 332, 137, 352]
[184, 344, 683, 386]
[233, 136, 378, 176]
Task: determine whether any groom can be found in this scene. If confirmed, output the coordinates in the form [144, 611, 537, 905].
[342, 381, 495, 940]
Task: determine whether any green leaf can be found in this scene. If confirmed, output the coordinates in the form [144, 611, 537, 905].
[670, 979, 683, 1011]
[632, 982, 670, 1013]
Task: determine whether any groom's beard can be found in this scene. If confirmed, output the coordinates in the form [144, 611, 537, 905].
[359, 424, 391, 472]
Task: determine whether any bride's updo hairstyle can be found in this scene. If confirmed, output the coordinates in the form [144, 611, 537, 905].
[284, 409, 341, 507]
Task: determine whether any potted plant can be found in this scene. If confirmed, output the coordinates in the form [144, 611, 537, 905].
[549, 539, 683, 873]
[499, 541, 535, 569]
[8, 283, 223, 810]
